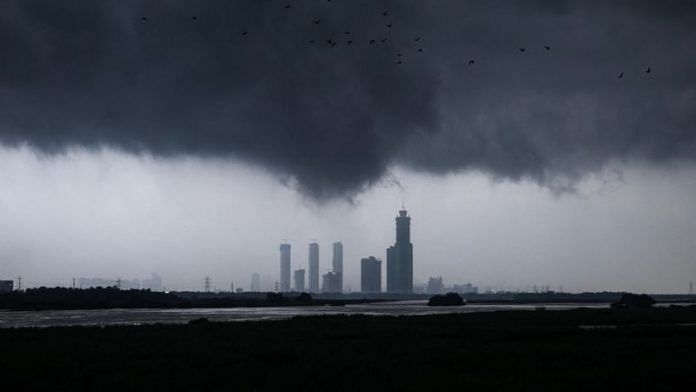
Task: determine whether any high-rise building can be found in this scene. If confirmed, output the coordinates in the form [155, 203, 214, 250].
[308, 242, 319, 292]
[279, 243, 291, 292]
[322, 271, 341, 293]
[332, 242, 343, 292]
[250, 273, 261, 292]
[294, 268, 306, 292]
[361, 256, 382, 293]
[387, 209, 413, 293]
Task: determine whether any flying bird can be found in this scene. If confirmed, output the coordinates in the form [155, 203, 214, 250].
[347, 40, 353, 46]
[191, 16, 198, 21]
[382, 11, 388, 16]
[386, 24, 392, 28]
[285, 4, 291, 9]
[618, 72, 624, 79]
[308, 40, 315, 44]
[331, 42, 337, 47]
[646, 67, 651, 74]
[313, 19, 321, 24]
[417, 48, 423, 54]
[519, 48, 526, 52]
[241, 31, 248, 36]
[468, 59, 475, 65]
[396, 60, 403, 64]
[140, 16, 148, 22]
[344, 31, 350, 35]
[380, 38, 387, 43]
[397, 52, 403, 57]
[414, 37, 421, 42]
[544, 45, 550, 50]
[369, 39, 376, 44]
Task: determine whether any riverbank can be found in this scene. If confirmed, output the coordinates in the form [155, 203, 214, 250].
[1, 307, 695, 390]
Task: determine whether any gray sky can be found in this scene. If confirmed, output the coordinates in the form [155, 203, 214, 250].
[0, 1, 695, 292]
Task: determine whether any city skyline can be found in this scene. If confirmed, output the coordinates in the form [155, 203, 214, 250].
[1, 1, 695, 294]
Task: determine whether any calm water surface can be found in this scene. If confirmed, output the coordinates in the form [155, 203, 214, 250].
[0, 301, 611, 328]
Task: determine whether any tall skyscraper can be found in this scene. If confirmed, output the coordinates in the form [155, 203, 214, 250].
[308, 242, 319, 292]
[332, 242, 343, 292]
[279, 243, 291, 292]
[294, 268, 305, 292]
[361, 256, 382, 293]
[386, 209, 413, 293]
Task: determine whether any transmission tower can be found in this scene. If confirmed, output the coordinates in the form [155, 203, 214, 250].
[17, 276, 21, 291]
[116, 277, 122, 290]
[204, 276, 211, 292]
[690, 281, 693, 295]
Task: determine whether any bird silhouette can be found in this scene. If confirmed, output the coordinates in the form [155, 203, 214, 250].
[380, 38, 387, 43]
[397, 52, 403, 57]
[544, 45, 550, 50]
[241, 31, 248, 36]
[331, 42, 337, 47]
[313, 19, 321, 24]
[386, 24, 392, 28]
[397, 60, 403, 64]
[414, 37, 421, 42]
[369, 39, 376, 44]
[469, 59, 475, 65]
[347, 40, 353, 46]
[308, 40, 315, 44]
[344, 31, 350, 35]
[519, 48, 526, 52]
[191, 16, 198, 20]
[382, 11, 388, 16]
[618, 72, 624, 79]
[646, 67, 651, 74]
[417, 48, 423, 53]
[285, 4, 291, 9]
[141, 16, 148, 22]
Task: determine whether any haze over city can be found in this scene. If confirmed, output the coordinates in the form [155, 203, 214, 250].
[1, 0, 695, 294]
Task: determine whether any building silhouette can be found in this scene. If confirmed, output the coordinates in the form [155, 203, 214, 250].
[279, 243, 291, 292]
[294, 268, 306, 292]
[332, 242, 343, 293]
[322, 271, 341, 293]
[250, 273, 261, 292]
[361, 256, 382, 293]
[426, 277, 444, 294]
[308, 242, 319, 292]
[386, 209, 413, 293]
[0, 280, 13, 293]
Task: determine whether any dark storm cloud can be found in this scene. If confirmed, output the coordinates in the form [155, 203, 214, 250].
[0, 0, 694, 198]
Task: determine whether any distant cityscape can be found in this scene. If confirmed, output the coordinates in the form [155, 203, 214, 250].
[3, 207, 694, 296]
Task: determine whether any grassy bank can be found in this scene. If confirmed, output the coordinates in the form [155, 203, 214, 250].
[1, 307, 696, 391]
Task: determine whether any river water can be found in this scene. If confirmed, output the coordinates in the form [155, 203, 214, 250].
[0, 301, 612, 328]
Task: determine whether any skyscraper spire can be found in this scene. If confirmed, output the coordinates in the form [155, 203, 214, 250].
[387, 208, 413, 293]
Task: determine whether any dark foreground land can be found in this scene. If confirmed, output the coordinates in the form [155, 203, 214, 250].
[2, 307, 696, 391]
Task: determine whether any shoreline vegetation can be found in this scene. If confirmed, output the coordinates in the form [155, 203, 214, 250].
[1, 307, 695, 390]
[1, 287, 696, 311]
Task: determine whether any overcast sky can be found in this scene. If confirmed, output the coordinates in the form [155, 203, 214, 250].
[1, 1, 695, 292]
